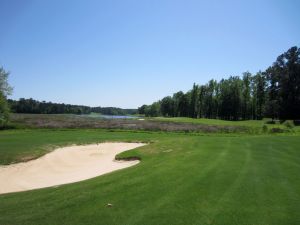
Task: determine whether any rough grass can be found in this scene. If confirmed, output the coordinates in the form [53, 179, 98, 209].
[0, 129, 300, 225]
[10, 114, 250, 133]
[11, 114, 299, 134]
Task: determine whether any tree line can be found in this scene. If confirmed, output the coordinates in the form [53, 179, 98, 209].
[139, 46, 300, 121]
[8, 98, 137, 115]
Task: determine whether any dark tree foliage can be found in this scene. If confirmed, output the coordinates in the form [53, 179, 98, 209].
[160, 96, 175, 117]
[137, 105, 147, 115]
[0, 92, 9, 127]
[140, 46, 300, 121]
[265, 46, 300, 120]
[0, 67, 12, 127]
[91, 107, 137, 115]
[252, 71, 267, 120]
[189, 83, 199, 118]
[8, 98, 137, 115]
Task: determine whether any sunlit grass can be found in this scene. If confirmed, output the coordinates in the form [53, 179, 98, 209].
[0, 129, 299, 225]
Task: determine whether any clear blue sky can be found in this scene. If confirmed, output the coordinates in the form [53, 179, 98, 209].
[0, 0, 299, 108]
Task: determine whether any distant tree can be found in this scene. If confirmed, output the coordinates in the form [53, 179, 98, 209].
[266, 46, 300, 120]
[204, 79, 217, 118]
[241, 72, 252, 120]
[231, 77, 243, 120]
[251, 71, 266, 119]
[189, 83, 199, 118]
[0, 92, 9, 127]
[138, 105, 147, 115]
[145, 102, 161, 117]
[0, 67, 13, 96]
[160, 96, 174, 117]
[173, 91, 189, 117]
[215, 77, 242, 120]
[0, 67, 13, 127]
[218, 79, 231, 120]
[214, 82, 221, 118]
[197, 85, 206, 118]
[173, 91, 183, 117]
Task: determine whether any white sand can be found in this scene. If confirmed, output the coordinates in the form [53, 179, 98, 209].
[0, 142, 145, 194]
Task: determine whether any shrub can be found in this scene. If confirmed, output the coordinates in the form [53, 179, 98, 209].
[0, 92, 10, 128]
[262, 125, 268, 133]
[265, 120, 276, 124]
[283, 120, 295, 129]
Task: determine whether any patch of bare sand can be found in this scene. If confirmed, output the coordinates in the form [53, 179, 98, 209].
[0, 142, 145, 194]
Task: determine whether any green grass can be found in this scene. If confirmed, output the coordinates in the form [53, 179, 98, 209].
[0, 129, 169, 165]
[151, 117, 300, 131]
[152, 117, 274, 127]
[0, 129, 300, 225]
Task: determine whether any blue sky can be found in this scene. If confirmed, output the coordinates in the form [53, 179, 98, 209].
[0, 0, 299, 108]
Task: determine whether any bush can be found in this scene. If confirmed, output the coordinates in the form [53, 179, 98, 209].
[0, 92, 10, 128]
[265, 120, 276, 124]
[283, 120, 295, 129]
[262, 125, 268, 133]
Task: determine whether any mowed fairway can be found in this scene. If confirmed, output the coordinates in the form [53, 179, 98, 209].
[0, 130, 299, 225]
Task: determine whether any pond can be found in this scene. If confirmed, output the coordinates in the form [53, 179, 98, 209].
[97, 115, 140, 119]
[79, 114, 141, 119]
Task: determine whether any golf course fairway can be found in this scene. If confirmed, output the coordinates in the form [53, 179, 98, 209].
[0, 129, 299, 225]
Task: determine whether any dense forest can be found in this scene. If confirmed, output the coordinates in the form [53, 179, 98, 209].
[139, 46, 300, 121]
[8, 98, 137, 115]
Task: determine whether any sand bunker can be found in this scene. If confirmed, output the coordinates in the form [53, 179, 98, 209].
[0, 142, 145, 194]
